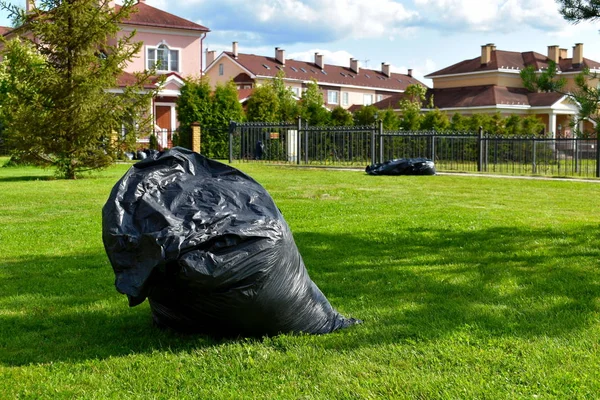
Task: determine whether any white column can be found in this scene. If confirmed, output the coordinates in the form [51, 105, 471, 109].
[286, 130, 298, 162]
[549, 112, 557, 139]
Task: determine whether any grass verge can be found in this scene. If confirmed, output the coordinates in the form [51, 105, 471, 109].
[1, 161, 599, 399]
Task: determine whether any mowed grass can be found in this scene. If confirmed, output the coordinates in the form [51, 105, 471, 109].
[1, 157, 600, 399]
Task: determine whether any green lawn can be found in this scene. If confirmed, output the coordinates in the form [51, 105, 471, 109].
[1, 159, 600, 399]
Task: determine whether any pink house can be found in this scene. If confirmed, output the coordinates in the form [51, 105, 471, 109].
[2, 0, 210, 148]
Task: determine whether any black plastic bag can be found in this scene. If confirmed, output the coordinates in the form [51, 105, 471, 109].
[102, 147, 358, 337]
[366, 158, 436, 175]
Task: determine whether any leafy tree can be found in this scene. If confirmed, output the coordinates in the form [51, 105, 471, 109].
[271, 71, 299, 122]
[398, 84, 427, 130]
[0, 0, 156, 178]
[380, 108, 400, 130]
[175, 76, 212, 148]
[421, 109, 450, 131]
[352, 105, 378, 126]
[299, 79, 330, 126]
[450, 113, 469, 131]
[206, 80, 244, 157]
[330, 106, 354, 126]
[176, 78, 243, 157]
[521, 115, 546, 136]
[246, 84, 280, 122]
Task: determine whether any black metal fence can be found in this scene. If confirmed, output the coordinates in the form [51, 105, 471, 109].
[229, 120, 600, 178]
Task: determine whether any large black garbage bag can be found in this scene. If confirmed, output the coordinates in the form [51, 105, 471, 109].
[366, 158, 436, 176]
[102, 147, 358, 337]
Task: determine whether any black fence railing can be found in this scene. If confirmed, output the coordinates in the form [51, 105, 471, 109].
[229, 119, 600, 178]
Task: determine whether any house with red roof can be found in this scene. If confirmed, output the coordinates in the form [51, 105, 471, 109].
[373, 43, 600, 138]
[204, 42, 424, 110]
[1, 0, 209, 148]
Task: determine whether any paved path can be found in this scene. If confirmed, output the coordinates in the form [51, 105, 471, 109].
[279, 164, 600, 183]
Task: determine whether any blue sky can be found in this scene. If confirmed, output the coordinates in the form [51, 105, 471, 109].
[2, 0, 600, 86]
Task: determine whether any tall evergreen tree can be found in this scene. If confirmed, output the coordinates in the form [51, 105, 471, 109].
[0, 0, 157, 178]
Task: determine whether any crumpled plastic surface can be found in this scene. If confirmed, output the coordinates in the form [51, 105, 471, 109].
[102, 147, 359, 337]
[366, 158, 436, 175]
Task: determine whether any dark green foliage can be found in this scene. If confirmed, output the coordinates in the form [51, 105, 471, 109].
[176, 78, 243, 157]
[0, 0, 156, 179]
[353, 105, 378, 126]
[246, 84, 280, 122]
[299, 79, 330, 126]
[379, 108, 400, 130]
[420, 108, 450, 131]
[330, 106, 354, 126]
[148, 134, 159, 150]
[176, 76, 212, 148]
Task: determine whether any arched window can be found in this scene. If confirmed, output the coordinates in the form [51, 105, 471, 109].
[147, 43, 179, 72]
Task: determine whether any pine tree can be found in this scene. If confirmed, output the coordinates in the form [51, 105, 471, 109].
[0, 0, 157, 178]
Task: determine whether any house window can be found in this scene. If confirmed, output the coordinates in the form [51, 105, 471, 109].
[342, 92, 349, 106]
[147, 44, 179, 72]
[291, 87, 301, 97]
[219, 63, 224, 76]
[364, 94, 373, 105]
[327, 90, 339, 105]
[377, 94, 384, 102]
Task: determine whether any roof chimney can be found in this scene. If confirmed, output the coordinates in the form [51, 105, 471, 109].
[559, 48, 568, 59]
[275, 47, 285, 65]
[573, 43, 583, 65]
[547, 45, 559, 63]
[350, 58, 360, 73]
[232, 41, 238, 59]
[481, 43, 494, 65]
[407, 68, 413, 77]
[138, 0, 146, 3]
[315, 53, 323, 69]
[381, 62, 390, 77]
[206, 49, 216, 67]
[25, 0, 34, 12]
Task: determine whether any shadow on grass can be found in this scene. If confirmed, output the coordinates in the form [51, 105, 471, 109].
[2, 224, 599, 365]
[294, 224, 600, 347]
[0, 252, 223, 367]
[0, 175, 55, 182]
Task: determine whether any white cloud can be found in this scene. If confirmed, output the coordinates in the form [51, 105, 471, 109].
[413, 0, 564, 33]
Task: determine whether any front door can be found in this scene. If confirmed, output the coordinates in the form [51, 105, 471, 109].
[155, 105, 172, 148]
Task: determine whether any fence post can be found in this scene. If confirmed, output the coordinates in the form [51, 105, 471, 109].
[371, 126, 376, 166]
[532, 138, 537, 174]
[378, 119, 384, 163]
[297, 116, 302, 165]
[191, 122, 201, 154]
[430, 132, 436, 161]
[228, 121, 236, 163]
[596, 134, 600, 178]
[478, 126, 484, 172]
[304, 121, 309, 164]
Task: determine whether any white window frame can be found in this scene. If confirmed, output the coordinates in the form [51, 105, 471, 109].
[364, 94, 373, 106]
[290, 87, 301, 97]
[377, 94, 384, 102]
[146, 42, 181, 73]
[342, 92, 349, 106]
[327, 90, 339, 105]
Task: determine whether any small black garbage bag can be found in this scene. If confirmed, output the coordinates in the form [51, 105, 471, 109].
[366, 158, 436, 176]
[102, 147, 358, 337]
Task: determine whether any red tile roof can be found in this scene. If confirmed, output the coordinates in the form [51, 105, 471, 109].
[0, 26, 12, 36]
[427, 49, 600, 78]
[372, 85, 565, 110]
[222, 52, 424, 92]
[116, 2, 209, 32]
